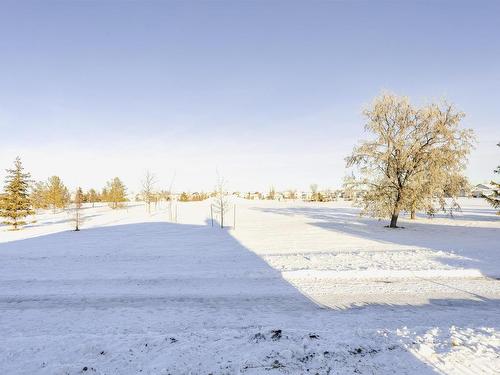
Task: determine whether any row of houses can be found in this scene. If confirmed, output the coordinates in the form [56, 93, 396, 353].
[235, 190, 350, 202]
[236, 184, 497, 202]
[131, 184, 495, 203]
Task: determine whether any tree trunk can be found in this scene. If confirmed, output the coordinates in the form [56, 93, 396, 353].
[221, 201, 224, 228]
[390, 207, 400, 228]
[410, 210, 416, 220]
[75, 211, 80, 231]
[390, 192, 402, 228]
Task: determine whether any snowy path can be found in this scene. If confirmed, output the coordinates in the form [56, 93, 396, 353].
[0, 199, 499, 374]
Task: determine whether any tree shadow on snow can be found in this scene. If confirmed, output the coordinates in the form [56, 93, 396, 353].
[411, 205, 500, 222]
[0, 219, 450, 374]
[24, 213, 103, 229]
[255, 206, 500, 278]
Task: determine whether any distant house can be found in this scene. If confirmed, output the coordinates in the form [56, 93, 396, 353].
[245, 192, 262, 200]
[301, 192, 312, 201]
[471, 184, 494, 198]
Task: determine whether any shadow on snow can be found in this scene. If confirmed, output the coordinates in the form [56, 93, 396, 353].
[255, 206, 500, 278]
[0, 219, 498, 373]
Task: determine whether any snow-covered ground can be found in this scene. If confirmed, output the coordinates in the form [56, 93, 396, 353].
[0, 198, 499, 374]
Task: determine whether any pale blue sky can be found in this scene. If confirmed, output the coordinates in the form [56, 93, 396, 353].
[0, 0, 499, 192]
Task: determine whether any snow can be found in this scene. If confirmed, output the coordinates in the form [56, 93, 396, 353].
[0, 198, 499, 374]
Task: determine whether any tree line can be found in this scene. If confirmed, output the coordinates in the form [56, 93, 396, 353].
[0, 160, 128, 229]
[30, 176, 128, 211]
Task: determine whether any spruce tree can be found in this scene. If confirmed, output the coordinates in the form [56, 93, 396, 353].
[484, 142, 500, 213]
[0, 157, 34, 230]
[485, 181, 500, 212]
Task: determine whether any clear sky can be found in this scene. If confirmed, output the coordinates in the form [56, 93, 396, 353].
[1, 0, 499, 194]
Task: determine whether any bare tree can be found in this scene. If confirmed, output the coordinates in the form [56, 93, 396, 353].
[212, 172, 231, 228]
[167, 172, 176, 221]
[346, 93, 474, 228]
[71, 187, 84, 231]
[141, 170, 157, 214]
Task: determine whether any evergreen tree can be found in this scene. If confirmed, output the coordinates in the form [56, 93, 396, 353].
[484, 142, 500, 213]
[106, 177, 127, 209]
[46, 176, 70, 213]
[0, 157, 34, 230]
[487, 182, 500, 212]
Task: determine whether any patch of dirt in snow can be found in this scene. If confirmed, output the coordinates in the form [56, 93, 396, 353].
[0, 329, 428, 375]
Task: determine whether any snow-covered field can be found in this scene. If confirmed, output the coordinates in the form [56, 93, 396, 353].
[0, 198, 499, 374]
